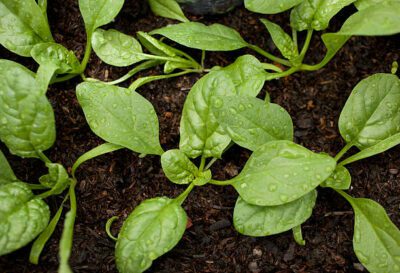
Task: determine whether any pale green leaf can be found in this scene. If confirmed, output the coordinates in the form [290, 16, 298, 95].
[245, 0, 303, 14]
[355, 0, 400, 10]
[148, 0, 189, 22]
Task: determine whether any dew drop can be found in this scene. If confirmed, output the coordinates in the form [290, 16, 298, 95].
[280, 194, 288, 202]
[240, 183, 247, 189]
[268, 184, 277, 192]
[213, 98, 223, 109]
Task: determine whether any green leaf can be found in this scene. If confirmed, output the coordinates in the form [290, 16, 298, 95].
[355, 0, 400, 10]
[231, 140, 336, 206]
[339, 73, 400, 149]
[179, 71, 237, 158]
[78, 0, 124, 34]
[148, 0, 189, 22]
[320, 165, 351, 190]
[76, 82, 164, 155]
[35, 65, 58, 94]
[340, 192, 400, 273]
[137, 31, 177, 57]
[212, 96, 293, 151]
[0, 182, 50, 256]
[161, 149, 198, 184]
[290, 0, 356, 31]
[234, 190, 317, 236]
[193, 170, 211, 186]
[338, 2, 400, 35]
[38, 163, 70, 198]
[0, 150, 19, 185]
[31, 43, 81, 74]
[260, 19, 298, 61]
[214, 55, 267, 97]
[0, 0, 53, 56]
[150, 22, 248, 51]
[92, 29, 147, 67]
[164, 61, 193, 74]
[0, 60, 56, 158]
[245, 0, 303, 14]
[115, 197, 187, 273]
[340, 132, 400, 166]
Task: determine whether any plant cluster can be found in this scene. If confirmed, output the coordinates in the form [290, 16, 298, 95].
[0, 0, 400, 272]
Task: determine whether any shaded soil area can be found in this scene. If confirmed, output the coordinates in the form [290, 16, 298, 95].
[1, 0, 400, 272]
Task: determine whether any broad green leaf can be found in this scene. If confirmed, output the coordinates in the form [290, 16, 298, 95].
[290, 0, 356, 31]
[0, 182, 50, 255]
[245, 0, 303, 14]
[0, 150, 19, 185]
[212, 96, 293, 151]
[35, 65, 58, 94]
[150, 22, 248, 51]
[234, 190, 317, 236]
[355, 0, 400, 9]
[0, 0, 53, 56]
[231, 140, 336, 206]
[0, 60, 56, 158]
[115, 197, 187, 273]
[148, 0, 189, 22]
[76, 82, 164, 155]
[320, 165, 351, 190]
[340, 133, 400, 166]
[92, 29, 147, 67]
[341, 193, 400, 273]
[339, 73, 400, 149]
[137, 31, 177, 57]
[179, 71, 237, 158]
[78, 0, 124, 34]
[213, 55, 267, 97]
[161, 149, 198, 184]
[38, 163, 70, 198]
[260, 19, 298, 61]
[31, 43, 81, 74]
[338, 2, 400, 36]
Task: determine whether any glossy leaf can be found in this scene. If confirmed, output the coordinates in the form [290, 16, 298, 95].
[245, 0, 303, 14]
[355, 0, 400, 9]
[212, 96, 293, 151]
[341, 193, 400, 273]
[179, 71, 237, 158]
[320, 165, 351, 190]
[161, 149, 198, 184]
[234, 190, 317, 236]
[76, 82, 164, 155]
[148, 0, 189, 22]
[193, 170, 212, 186]
[31, 43, 81, 74]
[164, 61, 193, 74]
[231, 140, 336, 206]
[341, 132, 400, 166]
[260, 19, 298, 60]
[35, 65, 58, 94]
[150, 22, 248, 51]
[92, 29, 147, 67]
[0, 0, 53, 56]
[0, 60, 56, 158]
[38, 163, 70, 198]
[137, 31, 177, 57]
[78, 0, 124, 34]
[339, 73, 400, 149]
[0, 182, 50, 255]
[290, 0, 356, 31]
[213, 55, 267, 97]
[115, 197, 187, 273]
[0, 150, 19, 185]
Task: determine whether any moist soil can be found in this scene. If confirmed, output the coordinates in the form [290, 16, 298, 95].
[1, 1, 399, 272]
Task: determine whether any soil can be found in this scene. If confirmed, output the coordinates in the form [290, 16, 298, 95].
[1, 1, 399, 272]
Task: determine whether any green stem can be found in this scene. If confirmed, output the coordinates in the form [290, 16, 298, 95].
[292, 28, 299, 55]
[50, 73, 80, 84]
[129, 69, 199, 90]
[80, 33, 92, 73]
[247, 44, 291, 67]
[140, 53, 194, 66]
[37, 151, 51, 164]
[265, 66, 299, 81]
[175, 183, 195, 205]
[199, 156, 206, 172]
[209, 179, 233, 186]
[104, 60, 162, 85]
[205, 158, 218, 171]
[105, 216, 119, 241]
[262, 63, 283, 72]
[26, 183, 49, 190]
[201, 50, 206, 69]
[299, 30, 313, 61]
[334, 142, 354, 162]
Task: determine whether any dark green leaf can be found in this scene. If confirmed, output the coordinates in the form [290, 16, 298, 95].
[161, 149, 198, 184]
[150, 22, 248, 51]
[92, 29, 147, 67]
[0, 182, 50, 255]
[320, 165, 351, 190]
[231, 140, 336, 206]
[245, 0, 303, 14]
[0, 0, 53, 56]
[212, 96, 293, 151]
[115, 197, 187, 273]
[0, 60, 56, 158]
[339, 73, 400, 149]
[76, 82, 164, 155]
[234, 190, 317, 236]
[148, 0, 189, 22]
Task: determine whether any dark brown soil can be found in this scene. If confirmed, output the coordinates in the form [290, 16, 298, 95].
[1, 1, 399, 272]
